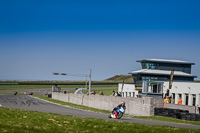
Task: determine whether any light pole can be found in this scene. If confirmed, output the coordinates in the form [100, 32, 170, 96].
[53, 69, 92, 94]
[89, 69, 92, 94]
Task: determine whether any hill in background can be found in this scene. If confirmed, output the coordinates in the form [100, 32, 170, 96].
[103, 75, 133, 82]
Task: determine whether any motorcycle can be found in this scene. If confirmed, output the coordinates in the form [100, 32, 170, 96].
[108, 107, 125, 119]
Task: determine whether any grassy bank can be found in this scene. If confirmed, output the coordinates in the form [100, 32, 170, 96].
[0, 107, 199, 133]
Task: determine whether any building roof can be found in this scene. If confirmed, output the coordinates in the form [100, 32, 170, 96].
[129, 69, 197, 78]
[136, 59, 195, 65]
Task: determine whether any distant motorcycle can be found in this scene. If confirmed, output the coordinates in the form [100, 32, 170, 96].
[108, 107, 125, 119]
[14, 91, 18, 95]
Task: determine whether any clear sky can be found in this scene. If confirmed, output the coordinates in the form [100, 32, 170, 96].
[0, 0, 200, 81]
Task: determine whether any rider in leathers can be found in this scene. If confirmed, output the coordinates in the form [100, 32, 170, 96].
[112, 101, 126, 114]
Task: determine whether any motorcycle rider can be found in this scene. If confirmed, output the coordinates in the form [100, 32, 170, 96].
[112, 101, 126, 114]
[117, 101, 126, 109]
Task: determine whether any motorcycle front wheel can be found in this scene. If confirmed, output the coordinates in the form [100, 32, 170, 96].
[117, 113, 123, 119]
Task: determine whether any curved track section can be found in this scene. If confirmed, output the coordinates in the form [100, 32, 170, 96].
[0, 95, 200, 130]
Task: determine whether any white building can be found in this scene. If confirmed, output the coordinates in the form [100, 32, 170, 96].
[118, 59, 200, 106]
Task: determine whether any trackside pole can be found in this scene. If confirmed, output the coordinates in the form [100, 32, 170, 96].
[89, 69, 92, 94]
[121, 80, 124, 97]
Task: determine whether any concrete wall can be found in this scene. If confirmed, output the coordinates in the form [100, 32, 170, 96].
[52, 92, 164, 116]
[165, 103, 196, 113]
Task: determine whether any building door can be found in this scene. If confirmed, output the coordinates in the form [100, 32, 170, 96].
[193, 94, 196, 106]
[152, 83, 157, 93]
[186, 94, 189, 105]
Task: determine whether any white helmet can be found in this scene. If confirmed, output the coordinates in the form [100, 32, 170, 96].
[122, 101, 125, 107]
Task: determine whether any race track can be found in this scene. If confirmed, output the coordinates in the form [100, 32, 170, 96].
[1, 95, 200, 130]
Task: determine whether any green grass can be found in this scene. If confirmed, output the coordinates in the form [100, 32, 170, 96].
[0, 85, 53, 90]
[90, 89, 117, 96]
[67, 88, 118, 96]
[0, 85, 117, 90]
[0, 107, 199, 133]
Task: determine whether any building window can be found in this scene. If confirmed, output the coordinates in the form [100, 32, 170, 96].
[142, 62, 158, 69]
[158, 84, 162, 93]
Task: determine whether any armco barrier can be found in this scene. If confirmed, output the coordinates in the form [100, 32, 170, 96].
[52, 92, 164, 116]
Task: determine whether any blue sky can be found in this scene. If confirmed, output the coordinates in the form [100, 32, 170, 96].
[0, 0, 200, 81]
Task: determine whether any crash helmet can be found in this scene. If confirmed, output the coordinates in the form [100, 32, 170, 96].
[122, 101, 125, 107]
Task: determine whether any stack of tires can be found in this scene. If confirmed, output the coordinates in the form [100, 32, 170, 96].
[154, 108, 200, 121]
[154, 108, 182, 119]
[196, 114, 200, 121]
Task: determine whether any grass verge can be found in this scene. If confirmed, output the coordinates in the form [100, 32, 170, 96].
[0, 107, 199, 133]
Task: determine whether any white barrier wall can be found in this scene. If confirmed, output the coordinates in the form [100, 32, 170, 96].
[52, 92, 164, 116]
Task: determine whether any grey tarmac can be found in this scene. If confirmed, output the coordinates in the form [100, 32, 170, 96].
[0, 95, 200, 130]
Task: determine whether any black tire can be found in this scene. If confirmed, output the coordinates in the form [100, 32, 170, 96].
[108, 114, 112, 118]
[117, 113, 123, 119]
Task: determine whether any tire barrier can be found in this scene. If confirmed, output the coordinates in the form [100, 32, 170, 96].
[154, 108, 200, 121]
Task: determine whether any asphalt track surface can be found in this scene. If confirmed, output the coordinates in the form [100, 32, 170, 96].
[1, 95, 200, 130]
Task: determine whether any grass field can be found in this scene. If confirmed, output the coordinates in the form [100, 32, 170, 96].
[0, 107, 199, 133]
[75, 88, 118, 96]
[0, 84, 117, 90]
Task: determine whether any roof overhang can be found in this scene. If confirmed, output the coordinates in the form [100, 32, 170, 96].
[136, 59, 195, 65]
[129, 69, 197, 78]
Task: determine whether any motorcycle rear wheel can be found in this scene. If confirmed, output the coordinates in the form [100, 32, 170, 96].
[108, 114, 112, 118]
